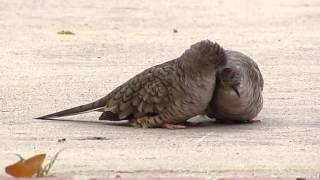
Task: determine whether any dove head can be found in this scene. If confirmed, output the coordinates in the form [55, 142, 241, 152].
[219, 67, 242, 97]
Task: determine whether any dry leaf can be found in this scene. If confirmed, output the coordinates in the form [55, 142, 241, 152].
[5, 154, 46, 177]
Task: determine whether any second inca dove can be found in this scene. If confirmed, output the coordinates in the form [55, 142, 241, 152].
[205, 50, 264, 123]
[36, 40, 226, 128]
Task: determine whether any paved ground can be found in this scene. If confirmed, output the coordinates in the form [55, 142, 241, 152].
[0, 0, 320, 179]
[1, 176, 319, 180]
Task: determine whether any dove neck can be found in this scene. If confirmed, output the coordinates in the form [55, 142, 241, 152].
[176, 60, 215, 85]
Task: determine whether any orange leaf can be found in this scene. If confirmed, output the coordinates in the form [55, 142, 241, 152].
[5, 154, 46, 177]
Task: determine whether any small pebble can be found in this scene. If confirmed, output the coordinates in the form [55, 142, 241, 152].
[78, 136, 109, 141]
[58, 138, 66, 143]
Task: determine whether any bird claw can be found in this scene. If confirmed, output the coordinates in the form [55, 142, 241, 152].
[160, 123, 186, 129]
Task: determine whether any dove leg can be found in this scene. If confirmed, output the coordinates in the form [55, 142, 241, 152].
[178, 121, 203, 127]
[160, 123, 186, 129]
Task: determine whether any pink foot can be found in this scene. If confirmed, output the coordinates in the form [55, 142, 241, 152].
[160, 123, 186, 129]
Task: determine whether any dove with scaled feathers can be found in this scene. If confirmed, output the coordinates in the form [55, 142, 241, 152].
[37, 40, 226, 128]
[206, 50, 264, 122]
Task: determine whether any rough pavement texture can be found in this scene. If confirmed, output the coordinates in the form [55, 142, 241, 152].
[1, 176, 320, 180]
[0, 0, 320, 178]
[0, 177, 204, 180]
[0, 177, 319, 180]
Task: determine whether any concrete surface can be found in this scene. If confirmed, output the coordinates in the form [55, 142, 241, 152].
[0, 177, 204, 180]
[0, 0, 320, 178]
[1, 176, 319, 180]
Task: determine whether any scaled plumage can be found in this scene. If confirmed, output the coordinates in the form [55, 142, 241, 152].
[37, 40, 226, 128]
[206, 50, 264, 122]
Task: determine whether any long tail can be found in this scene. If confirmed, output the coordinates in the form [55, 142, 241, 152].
[35, 96, 108, 119]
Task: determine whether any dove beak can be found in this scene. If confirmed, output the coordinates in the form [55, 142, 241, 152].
[232, 86, 240, 97]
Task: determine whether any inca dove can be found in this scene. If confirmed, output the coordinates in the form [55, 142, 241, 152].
[205, 50, 264, 123]
[37, 40, 226, 128]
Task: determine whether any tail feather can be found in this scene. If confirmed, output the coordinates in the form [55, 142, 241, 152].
[35, 96, 108, 119]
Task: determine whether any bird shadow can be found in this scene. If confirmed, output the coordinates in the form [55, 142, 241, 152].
[35, 118, 131, 127]
[35, 118, 259, 129]
[187, 121, 258, 129]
